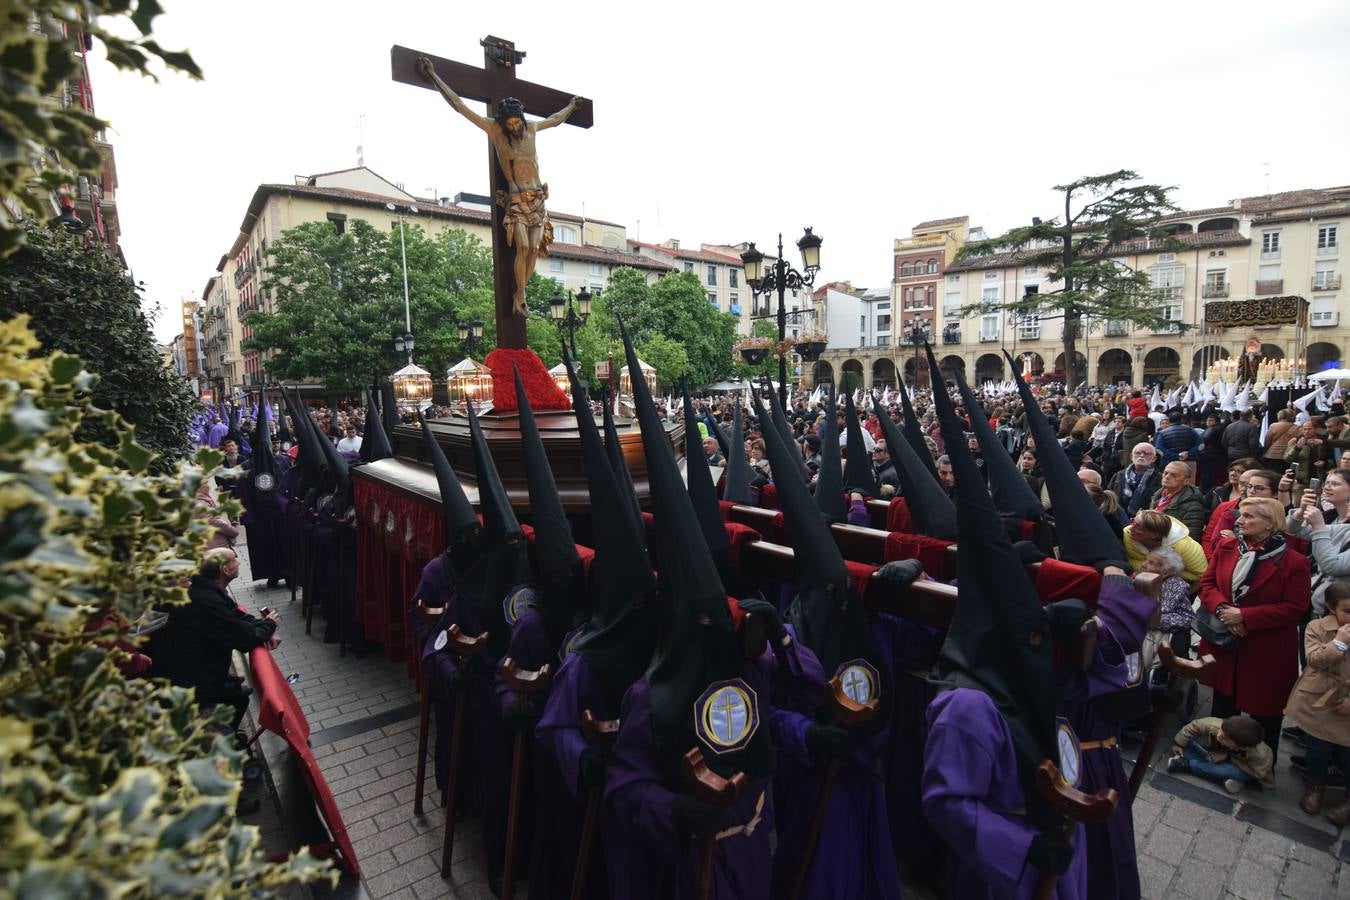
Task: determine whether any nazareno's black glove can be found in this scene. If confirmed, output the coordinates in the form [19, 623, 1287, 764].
[735, 596, 786, 644]
[876, 559, 924, 591]
[579, 746, 607, 788]
[501, 702, 540, 733]
[671, 795, 735, 838]
[1026, 834, 1074, 875]
[804, 723, 854, 766]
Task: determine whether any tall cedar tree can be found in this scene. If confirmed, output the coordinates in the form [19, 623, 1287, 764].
[956, 170, 1181, 386]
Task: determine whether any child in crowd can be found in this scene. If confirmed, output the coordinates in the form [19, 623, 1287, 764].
[1285, 581, 1350, 824]
[1166, 715, 1275, 794]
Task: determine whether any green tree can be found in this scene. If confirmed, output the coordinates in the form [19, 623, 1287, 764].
[636, 333, 689, 392]
[0, 1, 200, 255]
[956, 170, 1181, 386]
[246, 221, 564, 387]
[584, 268, 739, 388]
[0, 316, 329, 895]
[0, 222, 196, 469]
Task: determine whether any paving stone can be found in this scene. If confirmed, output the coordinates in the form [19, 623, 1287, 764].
[1193, 827, 1242, 866]
[1172, 857, 1227, 900]
[1205, 811, 1251, 838]
[335, 790, 400, 826]
[364, 853, 441, 896]
[1291, 841, 1338, 873]
[1246, 828, 1296, 862]
[1164, 799, 1210, 831]
[324, 766, 383, 798]
[1133, 796, 1165, 833]
[1138, 852, 1176, 898]
[1230, 855, 1283, 900]
[354, 848, 399, 879]
[360, 766, 415, 800]
[1146, 822, 1194, 866]
[391, 828, 444, 865]
[351, 821, 420, 861]
[342, 746, 401, 776]
[1280, 860, 1334, 898]
[320, 745, 368, 769]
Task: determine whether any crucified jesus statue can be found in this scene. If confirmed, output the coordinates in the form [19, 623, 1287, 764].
[417, 56, 580, 317]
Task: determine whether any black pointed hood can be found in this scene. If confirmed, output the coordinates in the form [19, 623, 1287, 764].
[843, 389, 880, 496]
[872, 390, 957, 540]
[563, 342, 660, 716]
[359, 389, 393, 463]
[313, 399, 353, 515]
[814, 386, 846, 522]
[934, 347, 1059, 833]
[682, 380, 732, 563]
[466, 398, 523, 544]
[249, 393, 280, 491]
[513, 365, 583, 644]
[224, 405, 246, 451]
[418, 411, 478, 544]
[283, 387, 326, 500]
[763, 377, 808, 482]
[897, 383, 941, 482]
[704, 403, 731, 458]
[723, 396, 755, 505]
[380, 380, 402, 434]
[951, 362, 1042, 521]
[601, 394, 645, 543]
[1003, 350, 1126, 570]
[621, 319, 764, 780]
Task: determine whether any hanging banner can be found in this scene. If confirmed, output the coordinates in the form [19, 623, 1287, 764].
[1204, 296, 1308, 328]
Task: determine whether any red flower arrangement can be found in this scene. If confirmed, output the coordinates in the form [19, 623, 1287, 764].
[485, 348, 571, 411]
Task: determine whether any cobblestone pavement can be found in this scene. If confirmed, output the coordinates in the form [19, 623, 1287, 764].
[231, 543, 1348, 899]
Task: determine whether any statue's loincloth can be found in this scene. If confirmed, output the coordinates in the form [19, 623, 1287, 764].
[496, 185, 553, 252]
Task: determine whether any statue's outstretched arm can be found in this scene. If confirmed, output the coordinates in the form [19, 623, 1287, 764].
[536, 96, 582, 131]
[417, 56, 493, 132]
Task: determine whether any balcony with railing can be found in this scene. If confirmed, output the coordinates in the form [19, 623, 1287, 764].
[1105, 320, 1130, 337]
[1255, 279, 1283, 295]
[1202, 284, 1229, 299]
[1313, 275, 1341, 292]
[979, 331, 999, 343]
[1318, 244, 1339, 257]
[942, 328, 961, 344]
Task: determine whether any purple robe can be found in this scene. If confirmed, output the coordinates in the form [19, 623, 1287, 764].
[532, 650, 614, 900]
[206, 421, 228, 448]
[884, 616, 946, 884]
[922, 688, 1088, 900]
[602, 639, 822, 900]
[1058, 575, 1155, 900]
[770, 622, 900, 900]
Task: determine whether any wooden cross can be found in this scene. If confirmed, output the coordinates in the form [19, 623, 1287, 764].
[392, 37, 592, 350]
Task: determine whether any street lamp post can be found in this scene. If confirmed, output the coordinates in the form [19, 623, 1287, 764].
[906, 319, 931, 388]
[741, 229, 822, 409]
[385, 202, 420, 364]
[548, 286, 591, 361]
[457, 319, 485, 358]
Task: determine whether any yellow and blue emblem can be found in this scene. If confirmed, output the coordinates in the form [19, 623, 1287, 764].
[835, 659, 880, 705]
[1056, 717, 1082, 788]
[502, 585, 537, 626]
[694, 679, 760, 755]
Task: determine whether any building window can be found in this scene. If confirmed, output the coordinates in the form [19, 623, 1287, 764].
[589, 262, 603, 276]
[1156, 252, 1177, 264]
[1149, 265, 1185, 300]
[876, 335, 890, 347]
[730, 292, 738, 307]
[981, 286, 999, 304]
[876, 314, 892, 331]
[901, 262, 912, 276]
[730, 269, 739, 288]
[945, 290, 962, 319]
[1312, 296, 1338, 325]
[859, 315, 866, 336]
[684, 261, 694, 273]
[708, 293, 718, 307]
[984, 271, 998, 280]
[1319, 224, 1339, 253]
[327, 212, 346, 235]
[1024, 264, 1037, 275]
[707, 265, 717, 285]
[927, 259, 938, 274]
[1314, 261, 1339, 290]
[980, 314, 999, 341]
[549, 258, 564, 272]
[1261, 230, 1281, 258]
[557, 225, 578, 243]
[1017, 313, 1040, 340]
[947, 274, 959, 282]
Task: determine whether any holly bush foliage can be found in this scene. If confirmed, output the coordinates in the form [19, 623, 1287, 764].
[0, 1, 201, 256]
[0, 316, 333, 896]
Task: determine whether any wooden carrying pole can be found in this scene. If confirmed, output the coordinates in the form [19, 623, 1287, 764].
[411, 600, 445, 817]
[570, 710, 620, 900]
[681, 748, 747, 900]
[438, 625, 489, 878]
[1129, 645, 1216, 798]
[788, 673, 880, 900]
[498, 658, 552, 900]
[1031, 760, 1119, 900]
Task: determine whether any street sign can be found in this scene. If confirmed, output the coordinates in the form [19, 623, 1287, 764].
[595, 360, 611, 380]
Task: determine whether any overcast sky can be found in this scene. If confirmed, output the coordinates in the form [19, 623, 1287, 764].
[87, 0, 1350, 342]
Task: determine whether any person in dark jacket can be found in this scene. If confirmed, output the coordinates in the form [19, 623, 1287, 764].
[1155, 414, 1202, 465]
[148, 548, 279, 730]
[1109, 442, 1163, 519]
[1222, 411, 1263, 464]
[1150, 461, 1206, 542]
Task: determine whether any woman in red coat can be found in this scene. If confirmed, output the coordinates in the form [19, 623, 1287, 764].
[1198, 496, 1311, 761]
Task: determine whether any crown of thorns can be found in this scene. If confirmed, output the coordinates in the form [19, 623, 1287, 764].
[495, 98, 525, 123]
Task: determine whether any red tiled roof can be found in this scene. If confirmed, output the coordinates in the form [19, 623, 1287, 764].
[914, 215, 968, 230]
[1235, 186, 1350, 213]
[548, 241, 677, 272]
[627, 240, 742, 266]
